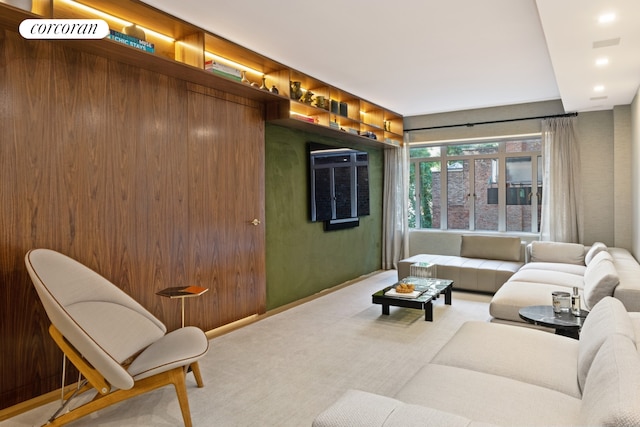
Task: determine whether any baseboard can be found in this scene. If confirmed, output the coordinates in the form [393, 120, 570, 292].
[0, 384, 78, 422]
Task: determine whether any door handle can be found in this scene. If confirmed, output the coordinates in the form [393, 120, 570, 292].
[251, 219, 261, 226]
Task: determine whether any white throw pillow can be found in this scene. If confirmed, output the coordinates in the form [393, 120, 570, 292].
[530, 241, 585, 265]
[579, 335, 640, 426]
[583, 251, 619, 310]
[585, 242, 608, 265]
[577, 297, 635, 392]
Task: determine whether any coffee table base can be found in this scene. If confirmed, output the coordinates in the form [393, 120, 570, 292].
[372, 279, 453, 322]
[379, 299, 437, 321]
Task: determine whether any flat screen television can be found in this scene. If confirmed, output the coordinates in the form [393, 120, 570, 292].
[308, 143, 369, 230]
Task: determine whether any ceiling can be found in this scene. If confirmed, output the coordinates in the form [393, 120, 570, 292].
[140, 0, 640, 117]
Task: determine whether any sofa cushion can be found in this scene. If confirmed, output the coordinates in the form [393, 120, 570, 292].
[396, 363, 581, 426]
[579, 334, 640, 426]
[583, 251, 619, 310]
[312, 389, 414, 427]
[530, 241, 585, 265]
[489, 281, 574, 323]
[313, 389, 497, 427]
[507, 268, 584, 289]
[438, 258, 523, 293]
[430, 321, 581, 398]
[629, 313, 640, 341]
[460, 235, 521, 262]
[397, 254, 522, 293]
[585, 242, 607, 265]
[397, 254, 461, 280]
[608, 248, 640, 312]
[518, 262, 587, 276]
[577, 297, 635, 392]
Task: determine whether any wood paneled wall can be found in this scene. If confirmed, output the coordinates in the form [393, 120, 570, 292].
[0, 29, 266, 409]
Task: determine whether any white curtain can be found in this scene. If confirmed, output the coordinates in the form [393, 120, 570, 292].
[540, 116, 583, 243]
[382, 145, 409, 269]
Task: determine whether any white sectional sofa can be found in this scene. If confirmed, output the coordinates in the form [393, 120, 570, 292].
[490, 241, 640, 325]
[397, 234, 525, 293]
[313, 297, 640, 426]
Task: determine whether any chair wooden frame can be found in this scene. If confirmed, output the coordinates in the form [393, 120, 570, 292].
[46, 325, 204, 427]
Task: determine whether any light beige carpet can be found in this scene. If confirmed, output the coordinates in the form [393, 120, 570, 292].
[2, 270, 492, 426]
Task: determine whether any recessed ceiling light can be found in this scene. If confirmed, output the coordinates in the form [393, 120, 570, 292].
[598, 13, 616, 24]
[594, 85, 605, 92]
[596, 57, 609, 66]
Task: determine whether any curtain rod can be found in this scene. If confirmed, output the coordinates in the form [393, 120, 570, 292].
[405, 112, 578, 132]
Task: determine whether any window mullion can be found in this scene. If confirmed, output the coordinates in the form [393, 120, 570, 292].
[531, 155, 539, 233]
[441, 155, 447, 230]
[498, 153, 506, 231]
[414, 161, 421, 229]
[468, 160, 475, 231]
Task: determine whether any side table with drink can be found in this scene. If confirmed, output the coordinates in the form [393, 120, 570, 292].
[519, 287, 588, 339]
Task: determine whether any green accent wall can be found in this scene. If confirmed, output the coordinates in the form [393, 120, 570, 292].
[265, 124, 383, 310]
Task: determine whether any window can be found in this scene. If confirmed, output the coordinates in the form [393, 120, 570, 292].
[409, 136, 542, 233]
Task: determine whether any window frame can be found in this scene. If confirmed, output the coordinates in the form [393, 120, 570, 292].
[409, 135, 542, 233]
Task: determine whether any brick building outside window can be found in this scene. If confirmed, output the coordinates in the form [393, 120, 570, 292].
[409, 136, 542, 233]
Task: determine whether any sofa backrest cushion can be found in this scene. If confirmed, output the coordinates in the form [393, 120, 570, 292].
[577, 296, 635, 391]
[583, 251, 620, 310]
[585, 242, 608, 265]
[579, 334, 640, 426]
[529, 241, 585, 265]
[460, 235, 521, 262]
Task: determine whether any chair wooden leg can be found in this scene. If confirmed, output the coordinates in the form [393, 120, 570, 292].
[170, 367, 193, 427]
[45, 366, 194, 427]
[189, 361, 204, 388]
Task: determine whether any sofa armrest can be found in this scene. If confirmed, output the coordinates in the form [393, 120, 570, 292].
[313, 389, 496, 427]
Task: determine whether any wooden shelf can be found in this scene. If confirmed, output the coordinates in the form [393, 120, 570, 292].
[268, 116, 400, 149]
[0, 0, 403, 148]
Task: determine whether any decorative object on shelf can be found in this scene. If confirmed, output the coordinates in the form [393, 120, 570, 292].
[250, 81, 259, 88]
[270, 85, 279, 94]
[315, 95, 326, 109]
[205, 60, 242, 81]
[384, 120, 391, 132]
[290, 81, 303, 100]
[300, 89, 314, 104]
[0, 0, 31, 12]
[330, 99, 339, 114]
[259, 76, 269, 91]
[339, 102, 348, 117]
[108, 30, 155, 53]
[360, 131, 377, 139]
[241, 70, 250, 84]
[291, 113, 316, 124]
[122, 24, 146, 41]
